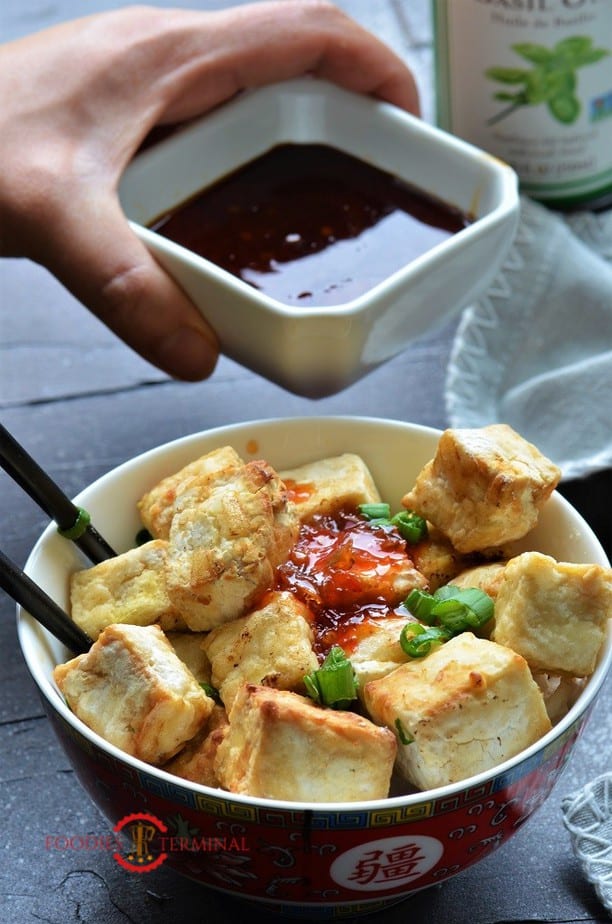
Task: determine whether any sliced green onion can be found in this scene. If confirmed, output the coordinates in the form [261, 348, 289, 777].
[367, 517, 394, 528]
[399, 623, 449, 658]
[358, 502, 391, 521]
[57, 506, 91, 541]
[404, 588, 437, 624]
[430, 598, 471, 633]
[400, 585, 495, 657]
[358, 503, 427, 544]
[304, 646, 359, 709]
[431, 584, 457, 602]
[395, 718, 415, 746]
[406, 586, 494, 631]
[200, 682, 221, 704]
[441, 586, 494, 628]
[391, 510, 428, 543]
[432, 585, 494, 631]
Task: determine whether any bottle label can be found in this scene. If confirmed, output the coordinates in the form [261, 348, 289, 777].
[434, 0, 612, 206]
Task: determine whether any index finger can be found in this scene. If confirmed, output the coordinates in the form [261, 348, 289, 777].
[142, 0, 420, 124]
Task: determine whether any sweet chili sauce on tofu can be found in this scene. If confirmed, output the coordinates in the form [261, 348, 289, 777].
[150, 143, 471, 307]
[275, 508, 414, 658]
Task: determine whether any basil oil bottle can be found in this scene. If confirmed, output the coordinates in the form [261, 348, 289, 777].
[433, 0, 612, 209]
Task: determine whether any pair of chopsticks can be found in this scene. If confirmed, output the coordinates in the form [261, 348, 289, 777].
[0, 423, 117, 653]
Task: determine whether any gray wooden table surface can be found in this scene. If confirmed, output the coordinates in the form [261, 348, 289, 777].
[1, 1, 610, 922]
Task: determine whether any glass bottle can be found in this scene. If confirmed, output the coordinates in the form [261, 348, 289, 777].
[432, 0, 612, 210]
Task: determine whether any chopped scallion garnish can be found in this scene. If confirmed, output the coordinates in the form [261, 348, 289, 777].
[395, 718, 415, 746]
[442, 586, 495, 628]
[357, 504, 427, 543]
[200, 682, 221, 703]
[391, 510, 428, 543]
[400, 623, 450, 658]
[304, 646, 359, 709]
[200, 680, 223, 706]
[401, 584, 495, 657]
[404, 588, 437, 624]
[430, 598, 472, 633]
[357, 502, 391, 520]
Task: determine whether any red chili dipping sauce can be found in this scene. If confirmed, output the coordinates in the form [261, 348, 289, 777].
[150, 143, 472, 307]
[276, 509, 416, 657]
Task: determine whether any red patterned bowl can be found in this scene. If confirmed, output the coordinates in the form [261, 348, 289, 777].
[17, 417, 612, 918]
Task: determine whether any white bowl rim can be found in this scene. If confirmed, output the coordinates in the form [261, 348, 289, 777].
[17, 415, 612, 814]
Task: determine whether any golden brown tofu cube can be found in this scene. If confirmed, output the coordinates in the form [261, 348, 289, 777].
[402, 424, 561, 554]
[215, 684, 397, 802]
[492, 551, 612, 676]
[166, 631, 212, 685]
[410, 526, 473, 591]
[137, 445, 243, 540]
[165, 460, 298, 631]
[532, 672, 586, 725]
[202, 590, 318, 709]
[363, 632, 551, 791]
[279, 453, 380, 522]
[450, 560, 507, 600]
[70, 540, 184, 640]
[53, 624, 215, 765]
[164, 705, 229, 787]
[349, 616, 413, 691]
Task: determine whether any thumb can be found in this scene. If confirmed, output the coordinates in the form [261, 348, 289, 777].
[40, 193, 219, 381]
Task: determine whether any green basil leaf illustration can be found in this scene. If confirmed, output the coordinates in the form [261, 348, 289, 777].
[548, 93, 581, 124]
[572, 48, 610, 67]
[493, 91, 526, 102]
[525, 68, 575, 104]
[484, 67, 530, 84]
[553, 37, 610, 68]
[486, 35, 609, 126]
[511, 43, 555, 65]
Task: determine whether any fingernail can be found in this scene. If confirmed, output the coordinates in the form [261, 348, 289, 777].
[157, 325, 218, 380]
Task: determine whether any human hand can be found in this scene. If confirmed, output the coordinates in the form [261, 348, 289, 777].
[0, 1, 419, 380]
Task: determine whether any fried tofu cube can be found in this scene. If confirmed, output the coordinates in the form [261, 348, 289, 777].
[363, 632, 551, 791]
[137, 445, 243, 539]
[402, 424, 561, 554]
[165, 460, 298, 631]
[53, 624, 214, 765]
[166, 631, 212, 685]
[70, 540, 184, 640]
[202, 591, 318, 709]
[410, 526, 474, 591]
[349, 616, 413, 691]
[492, 551, 612, 676]
[214, 684, 397, 802]
[533, 672, 585, 725]
[450, 560, 507, 601]
[279, 453, 380, 522]
[164, 705, 229, 787]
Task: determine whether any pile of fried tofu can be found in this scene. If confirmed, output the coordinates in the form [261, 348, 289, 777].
[54, 424, 612, 802]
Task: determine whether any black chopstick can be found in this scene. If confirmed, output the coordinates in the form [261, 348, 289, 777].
[0, 424, 116, 564]
[1, 549, 92, 654]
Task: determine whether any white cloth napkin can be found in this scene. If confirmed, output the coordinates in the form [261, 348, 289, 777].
[561, 772, 612, 917]
[445, 196, 612, 480]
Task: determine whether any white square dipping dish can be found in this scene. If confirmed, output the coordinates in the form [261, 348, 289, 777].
[119, 77, 519, 397]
